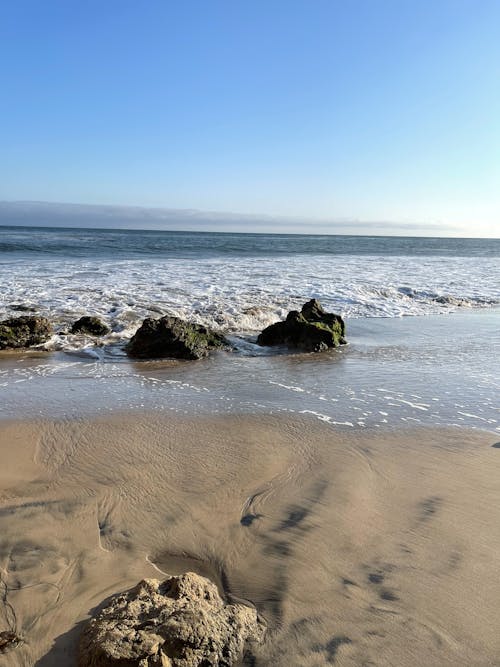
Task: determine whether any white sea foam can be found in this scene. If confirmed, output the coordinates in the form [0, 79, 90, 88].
[1, 253, 498, 352]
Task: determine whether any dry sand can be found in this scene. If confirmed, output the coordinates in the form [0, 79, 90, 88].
[0, 414, 499, 666]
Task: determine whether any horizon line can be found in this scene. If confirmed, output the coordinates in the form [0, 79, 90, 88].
[1, 222, 498, 242]
[0, 199, 496, 239]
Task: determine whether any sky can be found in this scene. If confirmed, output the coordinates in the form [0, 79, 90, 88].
[1, 0, 499, 237]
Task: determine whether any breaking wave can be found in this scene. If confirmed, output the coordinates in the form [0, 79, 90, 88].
[1, 249, 498, 352]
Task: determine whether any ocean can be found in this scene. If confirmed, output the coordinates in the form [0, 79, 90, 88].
[1, 225, 499, 431]
[1, 226, 500, 667]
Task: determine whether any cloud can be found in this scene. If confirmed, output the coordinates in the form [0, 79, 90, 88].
[0, 200, 465, 236]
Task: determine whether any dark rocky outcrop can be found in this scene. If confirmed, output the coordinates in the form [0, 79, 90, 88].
[126, 316, 229, 360]
[0, 316, 52, 350]
[71, 316, 110, 336]
[78, 573, 265, 667]
[257, 299, 346, 352]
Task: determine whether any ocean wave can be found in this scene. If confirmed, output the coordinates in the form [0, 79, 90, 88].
[1, 253, 499, 352]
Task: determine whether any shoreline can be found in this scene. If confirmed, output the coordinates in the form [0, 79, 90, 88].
[1, 310, 499, 434]
[1, 305, 499, 356]
[1, 412, 499, 665]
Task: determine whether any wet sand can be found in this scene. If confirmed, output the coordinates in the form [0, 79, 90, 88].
[0, 414, 499, 666]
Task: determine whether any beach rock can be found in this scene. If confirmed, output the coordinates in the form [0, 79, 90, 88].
[0, 315, 52, 349]
[78, 572, 265, 667]
[257, 299, 346, 352]
[71, 316, 110, 336]
[126, 316, 228, 360]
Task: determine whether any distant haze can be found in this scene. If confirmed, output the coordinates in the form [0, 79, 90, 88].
[0, 201, 477, 237]
[1, 4, 500, 238]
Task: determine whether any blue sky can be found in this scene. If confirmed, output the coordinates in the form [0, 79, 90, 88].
[1, 1, 499, 236]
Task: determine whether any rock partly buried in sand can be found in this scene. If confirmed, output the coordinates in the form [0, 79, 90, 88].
[0, 315, 52, 350]
[71, 316, 110, 336]
[78, 573, 265, 667]
[257, 299, 346, 352]
[126, 316, 229, 360]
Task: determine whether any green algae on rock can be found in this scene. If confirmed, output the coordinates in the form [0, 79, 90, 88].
[0, 315, 52, 350]
[126, 315, 229, 360]
[257, 299, 346, 352]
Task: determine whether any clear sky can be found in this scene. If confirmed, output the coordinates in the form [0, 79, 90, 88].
[1, 0, 499, 236]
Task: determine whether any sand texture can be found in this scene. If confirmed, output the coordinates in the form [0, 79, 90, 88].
[0, 414, 499, 666]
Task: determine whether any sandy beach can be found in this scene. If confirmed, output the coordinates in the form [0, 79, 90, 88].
[2, 1, 500, 663]
[0, 413, 499, 666]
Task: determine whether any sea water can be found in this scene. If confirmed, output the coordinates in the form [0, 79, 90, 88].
[1, 226, 499, 431]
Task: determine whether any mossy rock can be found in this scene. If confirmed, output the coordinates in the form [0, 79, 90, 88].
[0, 316, 52, 350]
[257, 299, 346, 352]
[126, 315, 229, 360]
[71, 316, 110, 336]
